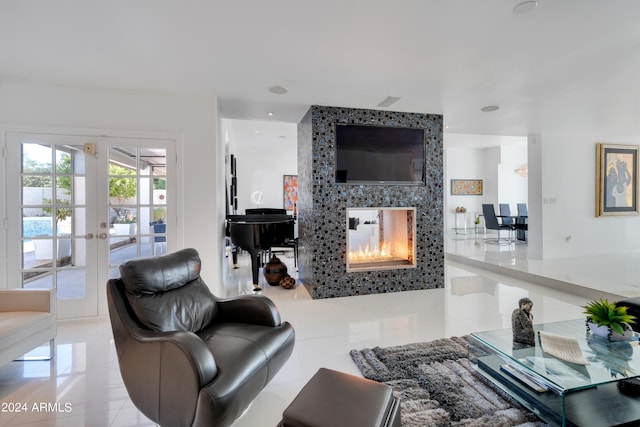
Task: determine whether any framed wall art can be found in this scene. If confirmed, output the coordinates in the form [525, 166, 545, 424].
[283, 175, 298, 211]
[451, 179, 483, 196]
[595, 143, 639, 216]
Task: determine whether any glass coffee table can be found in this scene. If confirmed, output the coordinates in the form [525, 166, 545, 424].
[469, 319, 640, 427]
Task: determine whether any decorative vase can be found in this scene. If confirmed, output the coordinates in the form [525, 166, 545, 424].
[587, 321, 634, 341]
[263, 255, 288, 286]
[279, 275, 296, 289]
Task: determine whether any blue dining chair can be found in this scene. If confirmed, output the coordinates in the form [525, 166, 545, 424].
[151, 221, 166, 255]
[516, 203, 528, 241]
[482, 204, 515, 244]
[499, 203, 513, 225]
[517, 203, 528, 218]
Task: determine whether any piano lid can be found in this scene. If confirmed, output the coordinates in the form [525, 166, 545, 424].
[226, 214, 294, 224]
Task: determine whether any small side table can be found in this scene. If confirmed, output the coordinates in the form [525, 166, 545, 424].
[454, 211, 472, 234]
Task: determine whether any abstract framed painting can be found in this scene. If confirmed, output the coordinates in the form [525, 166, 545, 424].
[595, 143, 639, 216]
[283, 175, 298, 211]
[451, 179, 483, 196]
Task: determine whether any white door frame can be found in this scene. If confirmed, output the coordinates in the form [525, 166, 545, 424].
[3, 125, 179, 319]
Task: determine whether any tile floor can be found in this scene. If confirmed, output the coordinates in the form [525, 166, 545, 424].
[0, 232, 622, 426]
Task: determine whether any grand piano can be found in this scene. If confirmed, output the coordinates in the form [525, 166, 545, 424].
[226, 209, 295, 291]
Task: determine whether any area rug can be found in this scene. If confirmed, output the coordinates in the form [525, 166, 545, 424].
[350, 336, 548, 427]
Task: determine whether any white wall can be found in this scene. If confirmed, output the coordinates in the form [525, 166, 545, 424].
[445, 147, 486, 229]
[0, 78, 224, 291]
[498, 143, 528, 216]
[540, 130, 640, 258]
[445, 136, 527, 231]
[527, 135, 543, 259]
[233, 133, 297, 214]
[450, 129, 640, 260]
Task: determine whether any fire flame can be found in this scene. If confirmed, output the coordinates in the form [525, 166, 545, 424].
[348, 241, 409, 263]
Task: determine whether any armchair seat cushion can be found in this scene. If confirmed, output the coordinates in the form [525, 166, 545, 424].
[198, 322, 295, 388]
[194, 322, 295, 424]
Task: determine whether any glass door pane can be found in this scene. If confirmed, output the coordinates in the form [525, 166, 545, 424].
[8, 133, 99, 319]
[7, 132, 175, 319]
[106, 145, 168, 267]
[98, 138, 174, 317]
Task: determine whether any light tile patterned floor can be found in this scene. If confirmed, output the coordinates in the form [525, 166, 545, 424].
[0, 233, 619, 426]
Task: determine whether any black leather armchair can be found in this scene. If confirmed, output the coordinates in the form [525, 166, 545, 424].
[107, 248, 295, 427]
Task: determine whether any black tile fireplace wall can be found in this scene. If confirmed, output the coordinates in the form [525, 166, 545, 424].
[297, 105, 444, 298]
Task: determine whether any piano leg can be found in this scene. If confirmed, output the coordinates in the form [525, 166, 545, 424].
[232, 245, 238, 268]
[248, 250, 262, 291]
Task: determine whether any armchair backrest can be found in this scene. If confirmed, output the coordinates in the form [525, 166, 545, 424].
[118, 248, 218, 332]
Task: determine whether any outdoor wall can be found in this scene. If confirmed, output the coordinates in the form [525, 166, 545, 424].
[0, 78, 223, 296]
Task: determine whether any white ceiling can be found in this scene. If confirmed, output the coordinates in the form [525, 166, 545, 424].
[2, 1, 640, 139]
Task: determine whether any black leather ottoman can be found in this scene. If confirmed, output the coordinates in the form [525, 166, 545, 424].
[619, 297, 640, 332]
[278, 368, 401, 427]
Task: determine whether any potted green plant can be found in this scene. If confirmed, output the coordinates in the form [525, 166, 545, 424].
[109, 163, 137, 236]
[109, 164, 137, 223]
[582, 298, 636, 341]
[35, 154, 72, 260]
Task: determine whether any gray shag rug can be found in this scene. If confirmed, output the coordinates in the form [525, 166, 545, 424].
[350, 336, 548, 427]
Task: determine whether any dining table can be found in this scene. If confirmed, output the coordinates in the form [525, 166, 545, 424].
[497, 214, 527, 241]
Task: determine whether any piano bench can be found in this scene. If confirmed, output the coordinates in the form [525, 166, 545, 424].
[268, 238, 298, 268]
[278, 368, 401, 427]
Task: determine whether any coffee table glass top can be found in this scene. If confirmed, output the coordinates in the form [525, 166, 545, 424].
[470, 318, 640, 394]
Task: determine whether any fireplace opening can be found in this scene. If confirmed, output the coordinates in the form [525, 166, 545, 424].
[346, 207, 416, 272]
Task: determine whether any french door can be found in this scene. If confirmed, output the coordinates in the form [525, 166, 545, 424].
[6, 132, 175, 318]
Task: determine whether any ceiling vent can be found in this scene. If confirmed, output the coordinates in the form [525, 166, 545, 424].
[377, 96, 401, 108]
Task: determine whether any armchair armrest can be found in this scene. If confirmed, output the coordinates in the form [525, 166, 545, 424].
[0, 289, 55, 314]
[116, 328, 218, 423]
[133, 328, 218, 386]
[215, 295, 282, 327]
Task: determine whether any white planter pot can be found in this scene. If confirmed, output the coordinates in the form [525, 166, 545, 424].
[33, 235, 72, 260]
[588, 321, 634, 341]
[113, 223, 136, 235]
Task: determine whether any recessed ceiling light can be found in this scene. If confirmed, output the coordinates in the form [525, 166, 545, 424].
[269, 85, 288, 95]
[267, 112, 274, 116]
[513, 1, 538, 14]
[481, 105, 500, 112]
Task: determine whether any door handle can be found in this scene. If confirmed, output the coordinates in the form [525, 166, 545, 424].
[98, 233, 108, 239]
[85, 233, 94, 240]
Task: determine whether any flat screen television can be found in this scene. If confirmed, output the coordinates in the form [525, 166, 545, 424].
[335, 123, 425, 185]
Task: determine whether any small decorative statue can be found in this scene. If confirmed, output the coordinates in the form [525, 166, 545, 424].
[512, 297, 535, 346]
